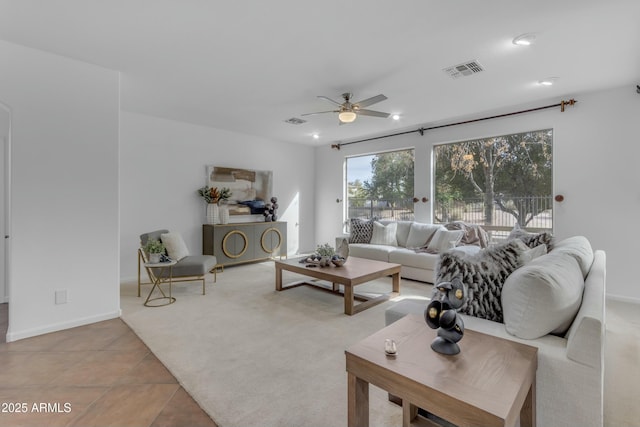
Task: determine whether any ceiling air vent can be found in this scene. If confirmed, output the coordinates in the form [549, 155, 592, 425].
[443, 60, 485, 79]
[284, 117, 307, 125]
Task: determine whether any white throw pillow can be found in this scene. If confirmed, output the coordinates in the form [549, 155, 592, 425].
[370, 221, 398, 246]
[426, 229, 464, 252]
[520, 243, 548, 265]
[161, 232, 190, 261]
[406, 223, 443, 249]
[502, 252, 584, 339]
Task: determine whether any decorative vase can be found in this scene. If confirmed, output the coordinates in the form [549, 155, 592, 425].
[219, 204, 229, 224]
[149, 253, 161, 264]
[206, 203, 220, 224]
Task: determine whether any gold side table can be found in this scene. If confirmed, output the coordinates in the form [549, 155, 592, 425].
[143, 260, 177, 307]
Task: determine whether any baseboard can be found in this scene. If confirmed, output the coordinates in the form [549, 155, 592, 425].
[606, 293, 640, 305]
[5, 310, 121, 342]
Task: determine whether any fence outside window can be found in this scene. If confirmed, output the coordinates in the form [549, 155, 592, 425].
[347, 196, 552, 242]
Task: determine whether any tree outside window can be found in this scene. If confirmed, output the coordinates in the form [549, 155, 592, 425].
[346, 149, 415, 224]
[434, 129, 552, 240]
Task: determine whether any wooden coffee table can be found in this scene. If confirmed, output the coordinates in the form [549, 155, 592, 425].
[345, 314, 538, 427]
[274, 257, 401, 315]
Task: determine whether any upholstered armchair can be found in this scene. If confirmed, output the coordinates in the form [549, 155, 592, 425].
[138, 229, 219, 296]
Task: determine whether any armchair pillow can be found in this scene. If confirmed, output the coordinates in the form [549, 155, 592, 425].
[161, 232, 190, 261]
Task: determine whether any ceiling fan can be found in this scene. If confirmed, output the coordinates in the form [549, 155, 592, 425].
[302, 92, 390, 124]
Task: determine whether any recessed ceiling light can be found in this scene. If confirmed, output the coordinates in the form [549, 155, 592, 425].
[392, 114, 400, 121]
[312, 133, 319, 139]
[513, 33, 536, 46]
[538, 77, 558, 86]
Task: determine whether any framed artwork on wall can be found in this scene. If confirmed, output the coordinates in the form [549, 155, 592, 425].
[207, 166, 273, 220]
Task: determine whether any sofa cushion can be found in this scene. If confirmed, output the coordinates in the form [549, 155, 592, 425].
[389, 248, 440, 271]
[370, 221, 398, 246]
[382, 220, 413, 247]
[551, 236, 594, 278]
[349, 218, 375, 244]
[508, 223, 553, 250]
[406, 223, 443, 249]
[348, 244, 396, 262]
[161, 232, 190, 261]
[426, 229, 464, 252]
[436, 240, 524, 322]
[502, 251, 585, 339]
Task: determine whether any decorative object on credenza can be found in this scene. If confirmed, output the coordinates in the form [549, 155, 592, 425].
[206, 203, 219, 224]
[424, 278, 467, 355]
[198, 185, 232, 224]
[263, 196, 279, 222]
[219, 204, 230, 224]
[143, 238, 165, 264]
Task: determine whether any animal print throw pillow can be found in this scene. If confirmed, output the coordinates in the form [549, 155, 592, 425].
[435, 240, 524, 323]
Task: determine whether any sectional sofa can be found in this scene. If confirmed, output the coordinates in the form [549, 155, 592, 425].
[337, 219, 481, 283]
[385, 235, 606, 427]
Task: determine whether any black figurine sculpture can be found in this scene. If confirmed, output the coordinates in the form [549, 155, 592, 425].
[263, 196, 278, 222]
[424, 277, 467, 355]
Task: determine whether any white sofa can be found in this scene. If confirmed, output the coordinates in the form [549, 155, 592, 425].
[337, 220, 478, 283]
[385, 236, 606, 427]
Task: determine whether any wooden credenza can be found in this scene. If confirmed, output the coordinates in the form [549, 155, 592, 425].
[203, 222, 287, 267]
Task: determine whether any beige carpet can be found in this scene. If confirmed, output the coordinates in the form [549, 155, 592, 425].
[121, 261, 640, 427]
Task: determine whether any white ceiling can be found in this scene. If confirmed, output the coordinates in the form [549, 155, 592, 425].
[1, 0, 639, 146]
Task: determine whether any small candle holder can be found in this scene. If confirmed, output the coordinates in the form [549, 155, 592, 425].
[384, 339, 397, 356]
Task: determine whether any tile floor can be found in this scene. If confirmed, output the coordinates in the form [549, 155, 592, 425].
[0, 303, 217, 427]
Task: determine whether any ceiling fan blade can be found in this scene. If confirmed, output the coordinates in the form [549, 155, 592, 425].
[317, 96, 343, 106]
[357, 109, 390, 118]
[301, 109, 340, 116]
[354, 94, 387, 108]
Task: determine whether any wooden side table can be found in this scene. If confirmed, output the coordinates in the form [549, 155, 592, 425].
[345, 314, 538, 427]
[143, 260, 177, 307]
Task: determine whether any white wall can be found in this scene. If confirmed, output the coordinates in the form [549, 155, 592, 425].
[0, 41, 121, 341]
[315, 85, 640, 300]
[119, 111, 316, 280]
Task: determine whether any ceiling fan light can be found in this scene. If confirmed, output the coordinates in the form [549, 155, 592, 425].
[338, 111, 357, 123]
[513, 33, 536, 46]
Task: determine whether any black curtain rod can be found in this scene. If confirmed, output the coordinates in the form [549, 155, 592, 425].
[331, 98, 577, 150]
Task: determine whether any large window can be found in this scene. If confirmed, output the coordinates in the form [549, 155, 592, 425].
[434, 129, 553, 242]
[345, 149, 415, 224]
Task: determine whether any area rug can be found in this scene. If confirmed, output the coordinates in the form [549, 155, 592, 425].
[121, 261, 432, 427]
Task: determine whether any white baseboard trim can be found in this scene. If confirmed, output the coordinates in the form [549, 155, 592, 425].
[606, 293, 640, 305]
[5, 310, 122, 342]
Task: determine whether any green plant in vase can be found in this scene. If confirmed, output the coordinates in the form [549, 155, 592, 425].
[144, 238, 165, 263]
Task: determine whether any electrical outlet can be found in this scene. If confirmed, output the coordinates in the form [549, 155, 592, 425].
[55, 289, 67, 305]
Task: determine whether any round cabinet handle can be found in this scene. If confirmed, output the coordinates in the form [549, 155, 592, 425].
[555, 195, 565, 202]
[422, 197, 429, 203]
[412, 197, 419, 203]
